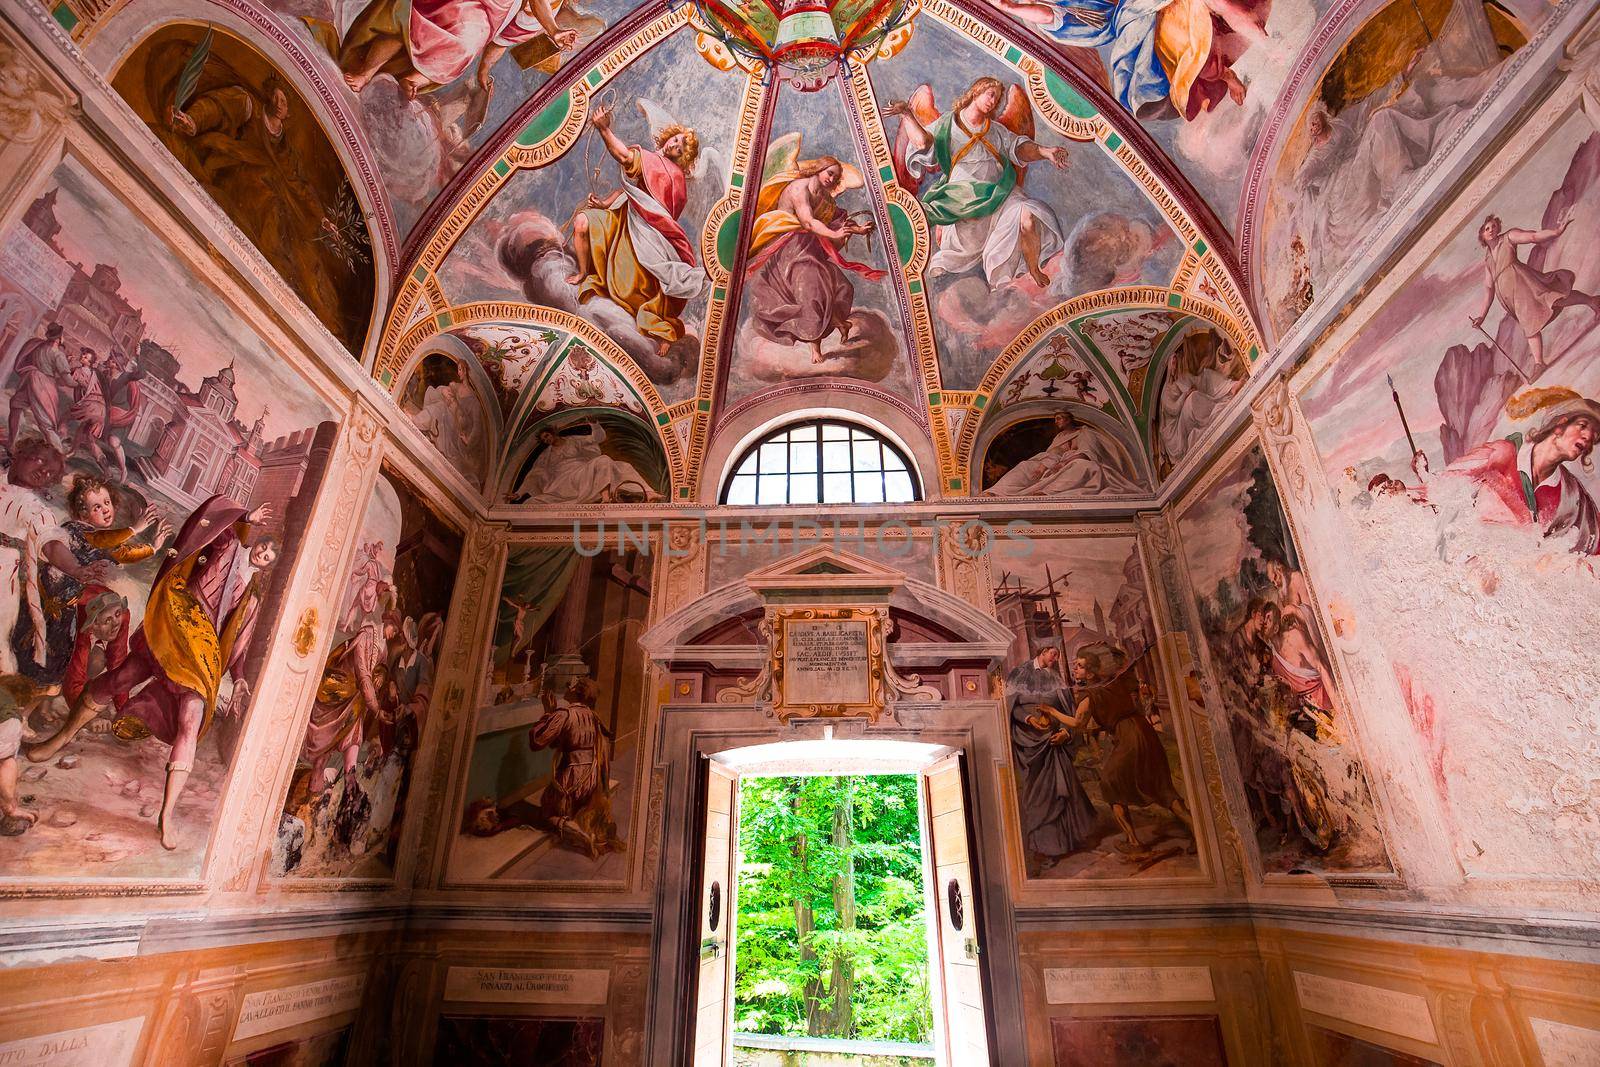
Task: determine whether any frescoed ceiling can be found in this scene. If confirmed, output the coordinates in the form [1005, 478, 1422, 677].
[55, 0, 1557, 500]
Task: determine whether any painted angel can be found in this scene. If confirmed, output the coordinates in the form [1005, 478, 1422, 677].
[887, 76, 1068, 288]
[567, 98, 723, 358]
[744, 132, 885, 361]
[311, 0, 597, 109]
[989, 0, 1268, 121]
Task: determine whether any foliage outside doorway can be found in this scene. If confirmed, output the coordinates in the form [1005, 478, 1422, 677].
[732, 774, 935, 1052]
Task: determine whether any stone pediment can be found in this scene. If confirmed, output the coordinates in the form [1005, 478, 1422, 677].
[738, 544, 909, 601]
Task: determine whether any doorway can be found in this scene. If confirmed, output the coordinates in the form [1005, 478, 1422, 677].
[687, 740, 994, 1067]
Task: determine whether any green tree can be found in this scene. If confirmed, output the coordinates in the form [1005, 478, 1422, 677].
[733, 775, 933, 1044]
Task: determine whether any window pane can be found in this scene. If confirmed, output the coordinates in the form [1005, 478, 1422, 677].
[725, 421, 919, 504]
[759, 442, 789, 471]
[822, 441, 852, 472]
[853, 472, 885, 503]
[822, 472, 852, 501]
[726, 475, 757, 505]
[757, 474, 788, 505]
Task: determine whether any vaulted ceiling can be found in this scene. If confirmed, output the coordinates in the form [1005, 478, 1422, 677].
[73, 0, 1550, 504]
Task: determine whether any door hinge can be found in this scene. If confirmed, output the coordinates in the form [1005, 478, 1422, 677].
[964, 938, 980, 960]
[701, 937, 723, 961]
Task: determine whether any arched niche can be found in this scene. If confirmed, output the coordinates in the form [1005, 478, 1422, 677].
[391, 334, 501, 493]
[496, 406, 670, 506]
[92, 5, 390, 361]
[968, 399, 1153, 499]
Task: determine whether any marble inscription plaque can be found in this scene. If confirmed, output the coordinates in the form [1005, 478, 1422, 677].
[783, 619, 870, 705]
[1044, 965, 1215, 1004]
[1294, 971, 1437, 1045]
[1530, 1018, 1600, 1067]
[231, 973, 364, 1042]
[0, 1017, 143, 1067]
[443, 967, 610, 1005]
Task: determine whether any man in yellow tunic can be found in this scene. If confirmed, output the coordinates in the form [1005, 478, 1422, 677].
[26, 496, 277, 850]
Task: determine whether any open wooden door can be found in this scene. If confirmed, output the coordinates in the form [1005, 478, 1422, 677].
[923, 754, 993, 1065]
[691, 759, 740, 1066]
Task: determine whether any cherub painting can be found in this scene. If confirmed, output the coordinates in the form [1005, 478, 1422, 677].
[889, 76, 1070, 289]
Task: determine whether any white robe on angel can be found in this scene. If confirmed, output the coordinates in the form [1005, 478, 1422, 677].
[907, 121, 1062, 285]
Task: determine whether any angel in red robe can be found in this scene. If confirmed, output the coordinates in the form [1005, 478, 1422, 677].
[567, 101, 707, 356]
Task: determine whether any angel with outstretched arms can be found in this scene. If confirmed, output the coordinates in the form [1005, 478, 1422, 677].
[744, 134, 885, 362]
[887, 76, 1069, 288]
[568, 99, 719, 358]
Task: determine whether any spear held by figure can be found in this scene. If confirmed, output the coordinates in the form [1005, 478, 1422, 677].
[1387, 375, 1418, 457]
[1470, 321, 1534, 385]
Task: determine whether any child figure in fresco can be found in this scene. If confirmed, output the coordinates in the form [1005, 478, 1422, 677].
[13, 475, 170, 697]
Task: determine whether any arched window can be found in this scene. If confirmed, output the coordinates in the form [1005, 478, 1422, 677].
[721, 419, 921, 505]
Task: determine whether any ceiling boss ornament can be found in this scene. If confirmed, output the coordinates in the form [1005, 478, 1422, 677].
[688, 0, 918, 89]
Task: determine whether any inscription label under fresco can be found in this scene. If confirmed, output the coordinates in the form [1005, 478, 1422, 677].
[0, 1017, 143, 1067]
[1044, 965, 1215, 1004]
[232, 973, 365, 1042]
[444, 967, 610, 1005]
[1530, 1018, 1600, 1067]
[1293, 972, 1437, 1045]
[783, 619, 871, 706]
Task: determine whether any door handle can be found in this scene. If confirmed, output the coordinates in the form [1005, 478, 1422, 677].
[701, 937, 723, 961]
[964, 938, 980, 960]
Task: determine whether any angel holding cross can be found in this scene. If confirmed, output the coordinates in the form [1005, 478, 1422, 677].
[888, 76, 1069, 289]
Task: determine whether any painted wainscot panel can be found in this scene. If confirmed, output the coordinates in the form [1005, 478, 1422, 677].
[0, 157, 337, 878]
